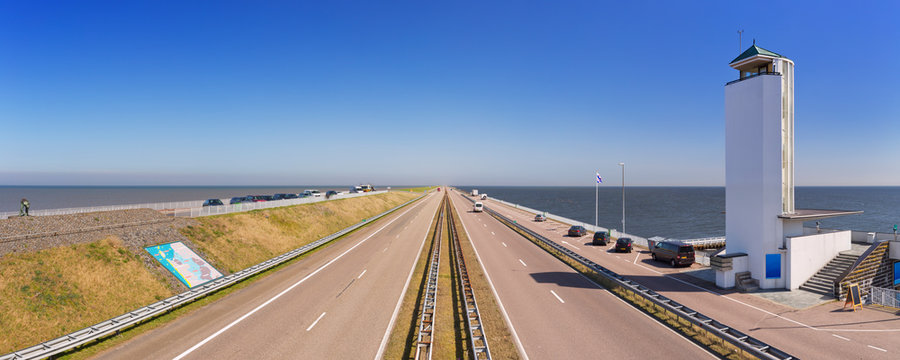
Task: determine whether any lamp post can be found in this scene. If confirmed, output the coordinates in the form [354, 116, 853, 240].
[595, 171, 601, 231]
[618, 162, 625, 235]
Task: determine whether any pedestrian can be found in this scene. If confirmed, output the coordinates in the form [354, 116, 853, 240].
[20, 198, 30, 216]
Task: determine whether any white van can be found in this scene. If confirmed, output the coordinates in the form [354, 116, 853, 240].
[473, 202, 484, 212]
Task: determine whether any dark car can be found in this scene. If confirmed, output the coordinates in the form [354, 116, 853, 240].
[567, 225, 587, 237]
[614, 237, 633, 253]
[325, 190, 338, 199]
[592, 231, 609, 245]
[272, 193, 290, 200]
[246, 195, 267, 202]
[230, 197, 246, 204]
[202, 199, 224, 207]
[651, 241, 695, 267]
[282, 193, 299, 200]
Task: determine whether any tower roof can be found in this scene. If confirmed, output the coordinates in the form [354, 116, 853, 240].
[730, 44, 782, 64]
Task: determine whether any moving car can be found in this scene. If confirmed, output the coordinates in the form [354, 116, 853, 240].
[203, 199, 224, 207]
[592, 231, 609, 245]
[534, 214, 547, 222]
[480, 194, 488, 200]
[614, 238, 634, 253]
[567, 225, 587, 237]
[651, 241, 696, 267]
[325, 190, 338, 198]
[473, 202, 484, 212]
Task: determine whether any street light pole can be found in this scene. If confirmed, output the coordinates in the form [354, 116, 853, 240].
[618, 162, 625, 235]
[595, 171, 599, 231]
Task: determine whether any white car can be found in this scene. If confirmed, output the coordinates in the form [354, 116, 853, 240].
[480, 194, 488, 200]
[303, 190, 322, 197]
[473, 202, 484, 212]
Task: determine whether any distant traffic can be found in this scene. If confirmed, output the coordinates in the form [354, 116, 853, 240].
[203, 185, 378, 206]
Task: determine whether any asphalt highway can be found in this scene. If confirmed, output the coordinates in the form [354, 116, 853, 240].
[482, 195, 900, 359]
[94, 192, 443, 360]
[447, 190, 716, 360]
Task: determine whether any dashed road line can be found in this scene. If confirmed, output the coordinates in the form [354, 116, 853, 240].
[306, 312, 326, 331]
[491, 231, 495, 236]
[518, 259, 527, 267]
[502, 242, 507, 247]
[832, 334, 851, 341]
[550, 290, 565, 304]
[868, 345, 887, 352]
[358, 269, 367, 279]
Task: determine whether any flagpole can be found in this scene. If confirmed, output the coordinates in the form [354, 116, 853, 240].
[595, 171, 599, 230]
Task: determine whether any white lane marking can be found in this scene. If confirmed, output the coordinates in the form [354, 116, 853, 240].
[174, 195, 428, 360]
[832, 334, 851, 341]
[518, 259, 527, 267]
[358, 269, 367, 279]
[502, 242, 507, 247]
[491, 231, 495, 236]
[376, 196, 440, 359]
[396, 234, 400, 238]
[451, 196, 529, 360]
[483, 224, 487, 227]
[615, 255, 620, 259]
[868, 345, 887, 352]
[561, 241, 580, 250]
[306, 312, 326, 331]
[550, 290, 565, 304]
[633, 252, 641, 264]
[383, 247, 388, 252]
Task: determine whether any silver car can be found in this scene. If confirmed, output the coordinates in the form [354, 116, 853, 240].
[534, 214, 547, 222]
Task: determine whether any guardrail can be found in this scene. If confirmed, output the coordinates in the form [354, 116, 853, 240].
[870, 287, 900, 309]
[446, 196, 492, 359]
[0, 192, 428, 360]
[453, 190, 796, 360]
[415, 196, 444, 360]
[0, 191, 387, 220]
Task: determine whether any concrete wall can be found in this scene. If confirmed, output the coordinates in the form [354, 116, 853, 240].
[785, 230, 851, 289]
[724, 74, 787, 289]
[715, 255, 749, 289]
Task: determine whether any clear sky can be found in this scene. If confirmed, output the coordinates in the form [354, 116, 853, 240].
[1, 1, 897, 186]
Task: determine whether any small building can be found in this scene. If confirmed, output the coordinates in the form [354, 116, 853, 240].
[716, 43, 861, 291]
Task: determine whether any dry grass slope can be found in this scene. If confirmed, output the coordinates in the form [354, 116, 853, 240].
[0, 236, 173, 354]
[182, 191, 419, 273]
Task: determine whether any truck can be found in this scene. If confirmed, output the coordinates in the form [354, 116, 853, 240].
[471, 189, 479, 197]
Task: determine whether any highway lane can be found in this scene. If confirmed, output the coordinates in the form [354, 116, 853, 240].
[482, 196, 900, 359]
[447, 190, 715, 360]
[94, 192, 443, 360]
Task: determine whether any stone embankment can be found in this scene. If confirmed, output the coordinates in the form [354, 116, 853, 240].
[0, 209, 197, 258]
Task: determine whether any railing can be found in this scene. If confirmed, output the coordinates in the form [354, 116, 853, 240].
[453, 190, 796, 360]
[726, 72, 782, 86]
[415, 196, 444, 360]
[446, 196, 491, 359]
[0, 191, 387, 220]
[870, 287, 900, 309]
[0, 192, 427, 360]
[833, 241, 891, 299]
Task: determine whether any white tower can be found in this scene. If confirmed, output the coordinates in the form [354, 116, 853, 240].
[723, 44, 795, 289]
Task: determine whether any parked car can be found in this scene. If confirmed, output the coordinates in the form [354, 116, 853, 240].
[246, 195, 267, 202]
[230, 197, 246, 204]
[282, 193, 299, 200]
[614, 237, 634, 253]
[592, 231, 609, 245]
[534, 214, 547, 222]
[272, 193, 290, 200]
[473, 202, 484, 212]
[203, 199, 224, 207]
[303, 190, 322, 197]
[651, 241, 696, 267]
[567, 225, 587, 237]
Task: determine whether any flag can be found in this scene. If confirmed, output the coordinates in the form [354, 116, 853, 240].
[596, 173, 603, 183]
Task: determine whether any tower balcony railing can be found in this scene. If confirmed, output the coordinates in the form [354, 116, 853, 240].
[726, 71, 782, 86]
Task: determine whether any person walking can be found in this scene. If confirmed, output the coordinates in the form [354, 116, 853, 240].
[20, 198, 30, 216]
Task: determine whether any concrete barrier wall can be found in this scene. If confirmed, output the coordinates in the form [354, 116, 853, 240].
[786, 230, 851, 289]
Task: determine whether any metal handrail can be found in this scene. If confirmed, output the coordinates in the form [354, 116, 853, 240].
[454, 189, 796, 360]
[446, 197, 491, 360]
[415, 196, 444, 360]
[0, 192, 428, 360]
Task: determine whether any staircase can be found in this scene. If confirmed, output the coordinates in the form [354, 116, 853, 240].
[735, 272, 759, 292]
[799, 253, 859, 297]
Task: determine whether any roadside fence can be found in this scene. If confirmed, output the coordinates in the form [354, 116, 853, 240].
[0, 192, 427, 360]
[870, 286, 900, 309]
[0, 191, 387, 220]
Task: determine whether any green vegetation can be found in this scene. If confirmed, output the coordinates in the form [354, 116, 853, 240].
[0, 237, 171, 354]
[393, 186, 437, 193]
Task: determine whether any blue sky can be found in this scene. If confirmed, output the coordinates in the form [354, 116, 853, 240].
[1, 1, 897, 186]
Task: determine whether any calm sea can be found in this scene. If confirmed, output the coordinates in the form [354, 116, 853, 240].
[455, 186, 900, 239]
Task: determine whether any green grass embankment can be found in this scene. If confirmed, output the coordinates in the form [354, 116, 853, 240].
[0, 191, 419, 356]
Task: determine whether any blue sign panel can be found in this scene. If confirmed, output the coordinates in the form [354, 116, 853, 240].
[765, 253, 781, 279]
[893, 262, 900, 286]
